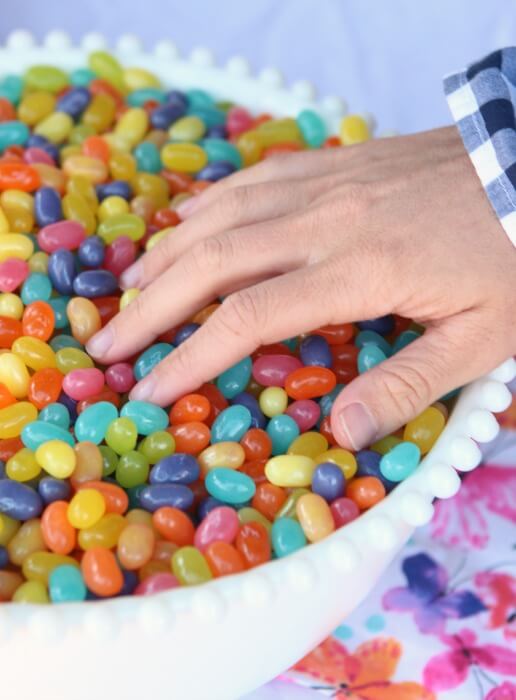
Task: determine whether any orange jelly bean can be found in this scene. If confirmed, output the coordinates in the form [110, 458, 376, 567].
[205, 541, 245, 577]
[117, 523, 155, 570]
[251, 482, 287, 520]
[285, 366, 337, 400]
[0, 383, 16, 410]
[240, 428, 272, 461]
[28, 367, 63, 409]
[169, 393, 210, 425]
[81, 547, 123, 597]
[0, 436, 24, 461]
[0, 570, 24, 601]
[345, 476, 386, 510]
[0, 162, 40, 192]
[313, 323, 355, 345]
[77, 480, 128, 515]
[82, 135, 110, 163]
[22, 301, 55, 341]
[152, 506, 195, 546]
[41, 500, 77, 555]
[152, 539, 178, 562]
[168, 421, 210, 454]
[240, 459, 267, 484]
[0, 316, 23, 348]
[236, 522, 271, 569]
[71, 441, 103, 488]
[0, 98, 16, 122]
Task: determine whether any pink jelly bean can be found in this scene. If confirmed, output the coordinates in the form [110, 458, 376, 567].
[37, 220, 86, 253]
[62, 368, 105, 401]
[252, 354, 303, 387]
[0, 258, 29, 293]
[134, 573, 179, 596]
[226, 106, 253, 136]
[194, 506, 239, 551]
[330, 498, 360, 528]
[23, 147, 55, 166]
[286, 399, 321, 432]
[103, 236, 136, 276]
[105, 362, 135, 393]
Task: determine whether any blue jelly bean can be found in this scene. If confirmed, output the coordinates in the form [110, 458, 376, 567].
[196, 160, 236, 182]
[166, 90, 188, 108]
[0, 120, 29, 152]
[134, 343, 174, 381]
[318, 383, 344, 418]
[174, 323, 200, 345]
[150, 100, 186, 130]
[21, 272, 52, 304]
[198, 496, 226, 520]
[120, 401, 168, 436]
[78, 236, 105, 268]
[0, 480, 42, 520]
[201, 138, 242, 169]
[271, 517, 307, 558]
[0, 75, 23, 104]
[231, 392, 266, 429]
[267, 414, 300, 456]
[355, 330, 392, 357]
[216, 356, 252, 399]
[34, 187, 63, 227]
[50, 333, 82, 352]
[56, 87, 91, 119]
[297, 109, 327, 148]
[39, 402, 71, 430]
[139, 484, 194, 512]
[21, 421, 75, 451]
[0, 545, 8, 569]
[357, 315, 395, 336]
[205, 468, 256, 505]
[48, 249, 77, 295]
[380, 442, 421, 482]
[49, 565, 87, 603]
[73, 270, 118, 297]
[58, 392, 78, 423]
[119, 569, 139, 596]
[356, 449, 396, 492]
[133, 141, 162, 173]
[38, 477, 72, 505]
[0, 461, 5, 480]
[70, 68, 95, 87]
[96, 180, 132, 202]
[188, 106, 225, 128]
[311, 462, 345, 501]
[300, 334, 333, 368]
[149, 454, 200, 485]
[211, 405, 252, 443]
[127, 88, 166, 106]
[358, 345, 387, 374]
[74, 402, 119, 444]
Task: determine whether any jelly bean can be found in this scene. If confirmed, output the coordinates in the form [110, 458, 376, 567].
[78, 512, 125, 550]
[12, 579, 49, 603]
[198, 441, 245, 474]
[134, 572, 179, 595]
[230, 392, 265, 430]
[66, 297, 102, 344]
[49, 564, 86, 602]
[151, 508, 192, 548]
[0, 75, 23, 104]
[267, 414, 299, 455]
[252, 354, 302, 387]
[297, 110, 326, 148]
[0, 570, 24, 600]
[379, 442, 421, 482]
[22, 552, 78, 588]
[296, 493, 334, 543]
[205, 467, 256, 505]
[0, 258, 29, 293]
[285, 366, 337, 400]
[22, 300, 55, 341]
[117, 523, 155, 570]
[21, 272, 52, 304]
[56, 86, 91, 118]
[169, 393, 210, 425]
[216, 356, 252, 399]
[139, 483, 194, 512]
[288, 431, 328, 459]
[357, 344, 387, 373]
[38, 220, 85, 253]
[62, 368, 104, 401]
[357, 315, 394, 335]
[371, 434, 402, 455]
[0, 122, 30, 152]
[340, 115, 370, 145]
[35, 440, 76, 479]
[202, 138, 242, 169]
[210, 405, 252, 444]
[78, 236, 105, 268]
[259, 387, 288, 418]
[133, 343, 174, 381]
[6, 447, 41, 482]
[169, 421, 211, 455]
[134, 141, 162, 173]
[63, 155, 108, 184]
[39, 402, 70, 429]
[41, 500, 76, 555]
[403, 406, 445, 454]
[34, 187, 62, 227]
[71, 441, 103, 488]
[236, 521, 271, 569]
[392, 329, 420, 353]
[196, 160, 235, 181]
[149, 453, 200, 486]
[0, 480, 42, 520]
[0, 351, 30, 397]
[194, 506, 239, 551]
[67, 488, 105, 529]
[168, 115, 206, 142]
[161, 143, 208, 173]
[355, 449, 396, 492]
[28, 252, 49, 275]
[172, 546, 212, 586]
[77, 480, 128, 515]
[355, 329, 392, 358]
[12, 336, 56, 371]
[271, 517, 307, 557]
[34, 112, 73, 144]
[28, 367, 65, 410]
[121, 400, 169, 436]
[330, 497, 360, 527]
[173, 322, 200, 345]
[251, 482, 286, 520]
[240, 428, 272, 462]
[346, 476, 386, 510]
[0, 292, 24, 319]
[72, 269, 118, 297]
[0, 402, 38, 439]
[74, 401, 118, 444]
[311, 462, 345, 501]
[315, 449, 357, 480]
[115, 450, 148, 488]
[98, 195, 129, 221]
[103, 363, 133, 395]
[104, 417, 137, 455]
[0, 315, 23, 348]
[0, 512, 20, 546]
[25, 65, 68, 93]
[300, 334, 332, 368]
[38, 477, 71, 505]
[205, 541, 245, 577]
[0, 544, 8, 567]
[265, 455, 315, 488]
[7, 518, 46, 566]
[0, 233, 34, 262]
[81, 547, 123, 597]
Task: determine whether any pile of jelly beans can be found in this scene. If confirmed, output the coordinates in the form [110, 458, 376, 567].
[0, 53, 450, 604]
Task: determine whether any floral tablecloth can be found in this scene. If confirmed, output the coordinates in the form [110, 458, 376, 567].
[247, 381, 516, 700]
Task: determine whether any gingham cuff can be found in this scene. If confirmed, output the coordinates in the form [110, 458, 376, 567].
[444, 48, 516, 248]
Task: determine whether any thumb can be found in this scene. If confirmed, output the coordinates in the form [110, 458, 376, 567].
[330, 315, 494, 450]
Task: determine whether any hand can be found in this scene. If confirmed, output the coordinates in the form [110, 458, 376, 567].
[86, 126, 516, 451]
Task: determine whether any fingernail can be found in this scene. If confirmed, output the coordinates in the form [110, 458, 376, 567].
[338, 402, 379, 450]
[120, 261, 143, 290]
[129, 374, 157, 402]
[176, 195, 199, 218]
[86, 326, 114, 358]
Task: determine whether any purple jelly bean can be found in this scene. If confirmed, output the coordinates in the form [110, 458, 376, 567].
[149, 454, 200, 485]
[286, 399, 321, 432]
[118, 569, 139, 596]
[58, 392, 78, 423]
[174, 323, 200, 345]
[252, 354, 303, 387]
[300, 334, 333, 368]
[56, 87, 91, 118]
[150, 99, 186, 130]
[38, 477, 72, 505]
[73, 270, 118, 297]
[48, 249, 77, 295]
[357, 315, 395, 336]
[139, 484, 194, 512]
[231, 392, 266, 429]
[0, 480, 43, 520]
[196, 160, 236, 182]
[0, 461, 5, 479]
[78, 236, 105, 268]
[0, 545, 8, 568]
[96, 180, 132, 201]
[311, 462, 345, 502]
[34, 187, 63, 227]
[356, 449, 396, 492]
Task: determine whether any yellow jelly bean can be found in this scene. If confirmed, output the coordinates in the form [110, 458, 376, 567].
[1, 190, 34, 214]
[66, 297, 102, 345]
[168, 115, 206, 142]
[120, 288, 139, 310]
[275, 487, 310, 520]
[237, 130, 263, 167]
[161, 143, 208, 173]
[6, 447, 41, 482]
[24, 65, 69, 93]
[258, 387, 288, 417]
[314, 448, 357, 480]
[265, 455, 316, 487]
[371, 435, 401, 455]
[60, 145, 82, 162]
[78, 513, 126, 550]
[55, 347, 94, 374]
[145, 227, 172, 251]
[404, 406, 446, 455]
[109, 150, 137, 181]
[0, 402, 38, 439]
[34, 112, 74, 144]
[340, 115, 370, 145]
[3, 209, 33, 233]
[97, 213, 145, 244]
[18, 91, 56, 126]
[288, 431, 329, 459]
[28, 251, 49, 273]
[0, 205, 10, 233]
[115, 107, 149, 147]
[296, 493, 335, 543]
[22, 551, 79, 584]
[12, 580, 49, 604]
[123, 67, 160, 91]
[172, 546, 212, 586]
[0, 234, 34, 262]
[82, 93, 117, 133]
[198, 441, 246, 475]
[125, 509, 154, 529]
[0, 352, 30, 397]
[12, 336, 56, 371]
[0, 293, 24, 319]
[238, 506, 272, 532]
[0, 513, 20, 546]
[131, 194, 156, 222]
[132, 172, 169, 207]
[98, 195, 129, 221]
[89, 51, 126, 92]
[69, 123, 97, 146]
[36, 440, 76, 479]
[67, 175, 99, 212]
[7, 518, 46, 566]
[62, 192, 97, 235]
[63, 155, 108, 184]
[257, 118, 303, 146]
[67, 488, 106, 529]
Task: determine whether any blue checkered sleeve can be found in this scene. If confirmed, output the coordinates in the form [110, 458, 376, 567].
[444, 48, 516, 247]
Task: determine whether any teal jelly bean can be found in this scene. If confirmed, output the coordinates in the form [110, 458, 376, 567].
[267, 414, 300, 456]
[74, 401, 119, 444]
[358, 345, 387, 374]
[127, 88, 166, 106]
[0, 120, 30, 152]
[49, 565, 86, 603]
[21, 420, 75, 451]
[216, 356, 252, 399]
[133, 141, 162, 173]
[201, 138, 242, 169]
[50, 333, 82, 352]
[134, 343, 173, 381]
[380, 441, 421, 482]
[355, 330, 392, 357]
[392, 330, 421, 353]
[120, 401, 168, 436]
[188, 106, 225, 128]
[211, 405, 252, 444]
[0, 75, 24, 104]
[39, 403, 71, 430]
[127, 484, 146, 510]
[319, 383, 345, 418]
[282, 337, 298, 351]
[205, 467, 256, 505]
[297, 109, 327, 147]
[70, 68, 96, 87]
[186, 89, 214, 109]
[441, 387, 461, 401]
[48, 297, 71, 330]
[21, 273, 52, 304]
[271, 517, 307, 557]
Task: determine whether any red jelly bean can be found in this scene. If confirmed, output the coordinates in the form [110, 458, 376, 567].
[330, 497, 360, 527]
[22, 301, 55, 341]
[240, 428, 272, 461]
[197, 383, 228, 425]
[81, 547, 124, 597]
[91, 296, 120, 325]
[160, 170, 194, 196]
[205, 541, 245, 577]
[0, 316, 23, 348]
[236, 522, 271, 569]
[82, 135, 110, 163]
[152, 208, 180, 228]
[313, 324, 355, 345]
[0, 99, 16, 122]
[77, 387, 121, 413]
[0, 258, 29, 292]
[286, 399, 321, 432]
[252, 354, 302, 387]
[37, 220, 86, 253]
[103, 236, 136, 276]
[152, 507, 195, 547]
[0, 162, 40, 192]
[319, 415, 338, 446]
[23, 147, 55, 166]
[28, 367, 63, 409]
[41, 500, 77, 555]
[251, 482, 287, 520]
[285, 366, 337, 400]
[169, 393, 210, 425]
[226, 106, 253, 136]
[240, 459, 267, 484]
[331, 344, 360, 383]
[0, 436, 23, 461]
[105, 362, 135, 393]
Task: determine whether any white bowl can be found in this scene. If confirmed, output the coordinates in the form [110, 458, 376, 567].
[0, 30, 514, 700]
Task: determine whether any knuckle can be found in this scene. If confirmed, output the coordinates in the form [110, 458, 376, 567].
[222, 185, 251, 219]
[191, 236, 226, 271]
[374, 361, 434, 418]
[216, 289, 263, 343]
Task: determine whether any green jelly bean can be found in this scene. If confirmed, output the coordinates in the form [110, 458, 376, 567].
[74, 402, 119, 444]
[88, 51, 125, 91]
[297, 109, 327, 147]
[98, 213, 145, 244]
[105, 417, 138, 455]
[99, 445, 119, 477]
[172, 546, 212, 586]
[21, 421, 75, 451]
[138, 431, 175, 463]
[24, 65, 69, 93]
[127, 88, 166, 106]
[0, 121, 30, 152]
[120, 401, 168, 436]
[116, 450, 149, 488]
[271, 517, 307, 557]
[275, 488, 310, 520]
[202, 138, 242, 169]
